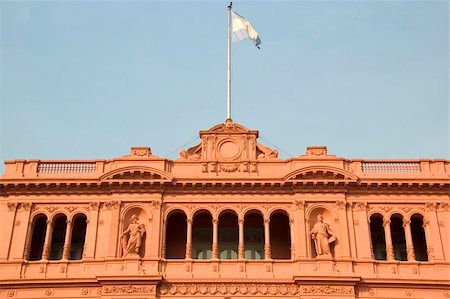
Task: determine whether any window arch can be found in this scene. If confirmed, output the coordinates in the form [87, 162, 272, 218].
[29, 214, 48, 261]
[49, 214, 67, 260]
[70, 214, 87, 260]
[270, 211, 291, 259]
[244, 211, 264, 260]
[192, 211, 212, 260]
[411, 215, 428, 261]
[218, 211, 238, 260]
[390, 215, 407, 261]
[369, 214, 386, 260]
[165, 211, 187, 259]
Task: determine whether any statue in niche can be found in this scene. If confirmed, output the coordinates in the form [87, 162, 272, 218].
[121, 214, 146, 257]
[310, 214, 336, 256]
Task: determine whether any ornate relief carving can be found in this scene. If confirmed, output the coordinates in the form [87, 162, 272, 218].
[438, 202, 449, 211]
[400, 206, 413, 213]
[89, 202, 100, 211]
[44, 206, 57, 213]
[352, 202, 367, 211]
[333, 200, 346, 210]
[7, 202, 18, 211]
[443, 290, 450, 298]
[306, 146, 327, 156]
[150, 200, 162, 209]
[300, 285, 354, 295]
[20, 202, 31, 211]
[6, 289, 16, 297]
[65, 206, 77, 213]
[104, 201, 120, 210]
[130, 146, 152, 157]
[159, 284, 353, 296]
[220, 163, 239, 172]
[380, 206, 392, 213]
[425, 202, 437, 211]
[294, 200, 305, 210]
[81, 288, 89, 296]
[256, 142, 279, 160]
[102, 285, 155, 295]
[405, 289, 413, 297]
[44, 289, 53, 296]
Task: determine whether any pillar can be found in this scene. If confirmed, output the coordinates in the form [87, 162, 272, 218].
[383, 219, 394, 261]
[185, 219, 192, 259]
[403, 219, 415, 261]
[42, 220, 54, 260]
[212, 219, 218, 259]
[62, 220, 73, 260]
[423, 219, 434, 261]
[264, 218, 271, 259]
[238, 219, 244, 259]
[290, 217, 295, 259]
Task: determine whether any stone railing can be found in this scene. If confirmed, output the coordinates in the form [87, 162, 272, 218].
[37, 162, 97, 174]
[361, 162, 421, 173]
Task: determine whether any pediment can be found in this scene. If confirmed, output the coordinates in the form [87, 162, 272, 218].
[205, 121, 251, 134]
[100, 166, 173, 182]
[284, 166, 358, 182]
[177, 120, 279, 163]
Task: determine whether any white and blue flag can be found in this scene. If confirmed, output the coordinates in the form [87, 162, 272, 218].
[232, 11, 261, 48]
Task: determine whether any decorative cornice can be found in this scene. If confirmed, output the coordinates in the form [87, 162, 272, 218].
[1, 180, 448, 196]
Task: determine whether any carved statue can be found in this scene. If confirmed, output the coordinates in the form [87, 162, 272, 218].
[256, 142, 279, 160]
[310, 214, 336, 256]
[121, 214, 145, 257]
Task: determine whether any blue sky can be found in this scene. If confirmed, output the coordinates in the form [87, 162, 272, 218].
[1, 1, 448, 172]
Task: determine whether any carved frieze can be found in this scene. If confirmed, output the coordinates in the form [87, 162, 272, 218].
[102, 285, 155, 295]
[159, 283, 354, 296]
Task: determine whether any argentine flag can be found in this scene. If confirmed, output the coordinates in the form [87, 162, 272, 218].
[232, 11, 261, 48]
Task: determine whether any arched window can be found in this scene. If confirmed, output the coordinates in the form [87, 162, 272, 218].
[370, 214, 386, 260]
[390, 215, 407, 261]
[270, 212, 291, 259]
[165, 212, 187, 259]
[411, 215, 428, 261]
[49, 214, 67, 260]
[244, 212, 264, 260]
[192, 212, 212, 260]
[218, 211, 238, 260]
[70, 214, 87, 260]
[29, 215, 47, 261]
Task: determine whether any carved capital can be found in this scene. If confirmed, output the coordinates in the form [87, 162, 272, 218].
[333, 200, 346, 210]
[383, 219, 391, 227]
[89, 202, 100, 211]
[352, 202, 367, 211]
[7, 202, 19, 211]
[425, 202, 437, 211]
[294, 200, 305, 210]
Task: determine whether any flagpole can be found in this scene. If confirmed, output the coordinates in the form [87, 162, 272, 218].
[227, 2, 232, 120]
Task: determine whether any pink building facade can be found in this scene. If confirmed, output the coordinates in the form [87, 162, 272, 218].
[1, 120, 449, 298]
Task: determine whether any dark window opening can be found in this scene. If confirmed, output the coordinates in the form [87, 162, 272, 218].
[270, 212, 291, 259]
[411, 216, 428, 261]
[390, 216, 407, 261]
[165, 212, 187, 259]
[370, 216, 387, 260]
[49, 215, 67, 260]
[29, 215, 47, 261]
[70, 215, 87, 260]
[219, 212, 238, 260]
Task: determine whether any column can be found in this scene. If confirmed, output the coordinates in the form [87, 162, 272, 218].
[42, 220, 54, 260]
[403, 219, 415, 261]
[423, 220, 434, 261]
[212, 219, 218, 259]
[264, 218, 271, 259]
[238, 219, 244, 259]
[289, 217, 295, 259]
[23, 222, 34, 260]
[185, 219, 192, 259]
[383, 219, 394, 261]
[62, 220, 73, 260]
